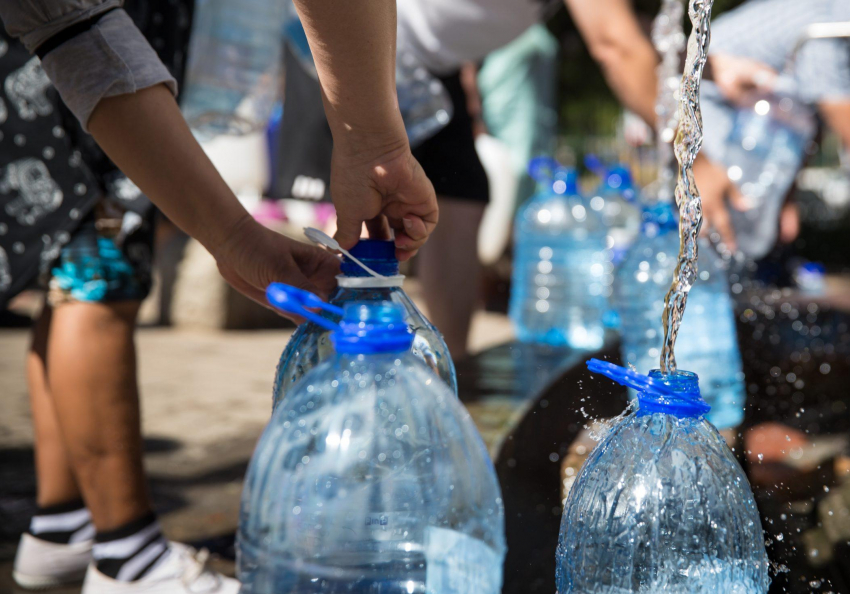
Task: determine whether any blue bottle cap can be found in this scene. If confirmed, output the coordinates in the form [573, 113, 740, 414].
[586, 359, 710, 418]
[331, 302, 414, 354]
[265, 284, 413, 355]
[341, 240, 400, 277]
[641, 201, 679, 235]
[606, 165, 633, 190]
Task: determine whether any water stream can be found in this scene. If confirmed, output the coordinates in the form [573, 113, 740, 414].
[660, 0, 715, 373]
[651, 0, 686, 203]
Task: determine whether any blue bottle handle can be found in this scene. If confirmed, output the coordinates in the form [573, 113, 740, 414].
[266, 283, 343, 331]
[587, 359, 679, 398]
[586, 358, 711, 417]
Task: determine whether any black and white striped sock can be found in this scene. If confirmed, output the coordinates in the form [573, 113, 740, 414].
[93, 513, 171, 582]
[28, 499, 95, 544]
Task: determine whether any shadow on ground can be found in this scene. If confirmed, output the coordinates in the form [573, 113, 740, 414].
[0, 435, 246, 591]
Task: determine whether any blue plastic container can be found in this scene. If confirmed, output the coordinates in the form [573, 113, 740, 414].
[273, 239, 456, 409]
[556, 359, 769, 593]
[510, 158, 610, 349]
[240, 286, 506, 593]
[614, 201, 746, 430]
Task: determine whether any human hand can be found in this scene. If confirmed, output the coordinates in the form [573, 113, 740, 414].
[330, 135, 438, 262]
[709, 52, 778, 105]
[694, 154, 748, 252]
[213, 215, 341, 317]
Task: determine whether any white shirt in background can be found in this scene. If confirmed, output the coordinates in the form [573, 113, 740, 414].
[397, 0, 544, 74]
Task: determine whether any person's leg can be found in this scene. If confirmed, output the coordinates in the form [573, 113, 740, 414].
[28, 306, 82, 508]
[45, 300, 152, 532]
[14, 306, 96, 589]
[417, 197, 486, 359]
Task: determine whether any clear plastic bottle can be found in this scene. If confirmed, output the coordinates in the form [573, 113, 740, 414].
[614, 201, 746, 430]
[557, 360, 769, 593]
[181, 0, 286, 136]
[273, 239, 456, 410]
[396, 51, 453, 148]
[510, 158, 610, 349]
[240, 287, 506, 593]
[591, 165, 641, 266]
[721, 89, 817, 258]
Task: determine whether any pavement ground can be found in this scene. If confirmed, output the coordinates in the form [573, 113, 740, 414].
[0, 307, 514, 592]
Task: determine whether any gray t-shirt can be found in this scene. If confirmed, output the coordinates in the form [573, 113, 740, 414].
[0, 1, 176, 128]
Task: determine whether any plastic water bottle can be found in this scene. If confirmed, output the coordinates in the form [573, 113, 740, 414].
[721, 89, 816, 258]
[396, 51, 453, 148]
[585, 157, 641, 266]
[614, 201, 746, 430]
[557, 359, 769, 593]
[510, 158, 610, 349]
[240, 285, 506, 593]
[273, 239, 456, 410]
[181, 0, 286, 136]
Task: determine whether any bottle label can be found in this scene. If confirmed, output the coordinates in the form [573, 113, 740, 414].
[425, 526, 502, 594]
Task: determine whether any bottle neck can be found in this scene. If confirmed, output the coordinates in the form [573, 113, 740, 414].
[336, 274, 405, 289]
[636, 370, 708, 418]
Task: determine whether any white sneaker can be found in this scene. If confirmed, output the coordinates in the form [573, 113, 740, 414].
[13, 532, 93, 589]
[81, 542, 240, 594]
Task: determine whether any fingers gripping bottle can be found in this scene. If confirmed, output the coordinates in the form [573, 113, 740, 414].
[510, 157, 611, 349]
[240, 285, 506, 593]
[557, 360, 769, 594]
[273, 237, 457, 410]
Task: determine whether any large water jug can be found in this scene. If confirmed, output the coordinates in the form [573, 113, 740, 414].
[181, 0, 286, 136]
[510, 158, 610, 349]
[239, 285, 506, 593]
[614, 201, 745, 430]
[273, 238, 456, 410]
[720, 89, 817, 258]
[557, 359, 769, 593]
[585, 157, 641, 265]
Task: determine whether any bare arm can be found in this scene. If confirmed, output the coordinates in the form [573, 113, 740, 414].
[819, 100, 850, 148]
[88, 84, 341, 304]
[564, 0, 659, 125]
[293, 0, 438, 257]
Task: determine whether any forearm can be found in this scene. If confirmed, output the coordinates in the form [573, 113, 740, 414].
[87, 84, 251, 254]
[293, 0, 406, 149]
[565, 0, 659, 125]
[819, 101, 850, 148]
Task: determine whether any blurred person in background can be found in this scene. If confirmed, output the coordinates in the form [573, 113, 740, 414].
[697, 0, 850, 260]
[1, 0, 436, 591]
